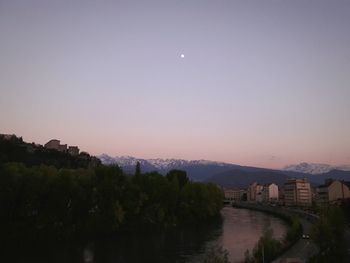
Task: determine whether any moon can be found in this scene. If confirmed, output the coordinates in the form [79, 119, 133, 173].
[180, 54, 185, 58]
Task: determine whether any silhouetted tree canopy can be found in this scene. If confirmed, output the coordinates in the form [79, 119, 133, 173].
[0, 136, 224, 243]
[310, 206, 347, 262]
[166, 169, 189, 189]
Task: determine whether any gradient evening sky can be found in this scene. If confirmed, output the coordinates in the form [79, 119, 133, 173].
[1, 0, 350, 168]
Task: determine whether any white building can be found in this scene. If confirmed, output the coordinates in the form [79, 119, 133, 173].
[262, 183, 279, 203]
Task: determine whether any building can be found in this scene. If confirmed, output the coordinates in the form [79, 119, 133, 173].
[254, 184, 264, 202]
[247, 182, 257, 201]
[68, 146, 80, 156]
[240, 189, 248, 201]
[224, 188, 247, 201]
[317, 179, 350, 205]
[45, 139, 79, 155]
[278, 187, 285, 205]
[2, 134, 16, 140]
[247, 182, 264, 202]
[44, 139, 61, 150]
[256, 189, 264, 203]
[224, 189, 241, 201]
[284, 178, 312, 207]
[262, 183, 279, 203]
[58, 144, 67, 152]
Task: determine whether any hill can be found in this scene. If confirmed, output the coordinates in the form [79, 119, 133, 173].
[0, 134, 101, 169]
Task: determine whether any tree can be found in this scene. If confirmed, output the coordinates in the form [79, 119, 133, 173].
[135, 161, 141, 176]
[245, 228, 282, 263]
[203, 245, 230, 263]
[166, 169, 189, 189]
[310, 206, 347, 262]
[0, 162, 224, 242]
[93, 165, 126, 232]
[285, 217, 302, 243]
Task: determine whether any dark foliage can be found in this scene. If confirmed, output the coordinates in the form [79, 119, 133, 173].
[166, 169, 189, 189]
[310, 206, 348, 262]
[0, 135, 101, 169]
[0, 163, 223, 243]
[135, 161, 141, 176]
[244, 228, 282, 263]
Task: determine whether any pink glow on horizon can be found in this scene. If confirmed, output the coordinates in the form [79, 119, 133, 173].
[2, 128, 348, 170]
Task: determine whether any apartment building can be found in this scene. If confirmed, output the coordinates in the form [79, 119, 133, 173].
[317, 179, 350, 205]
[224, 189, 242, 201]
[262, 183, 279, 203]
[284, 178, 312, 207]
[247, 182, 264, 202]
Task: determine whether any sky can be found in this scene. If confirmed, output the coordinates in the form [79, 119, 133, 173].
[1, 0, 350, 169]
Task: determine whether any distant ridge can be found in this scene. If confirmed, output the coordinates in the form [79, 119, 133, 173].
[99, 155, 350, 187]
[98, 154, 237, 180]
[204, 169, 290, 188]
[284, 162, 350, 174]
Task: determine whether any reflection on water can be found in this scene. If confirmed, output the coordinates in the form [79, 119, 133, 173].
[6, 207, 287, 263]
[209, 207, 287, 263]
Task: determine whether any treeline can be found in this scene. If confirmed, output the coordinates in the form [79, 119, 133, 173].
[0, 162, 223, 243]
[0, 135, 101, 169]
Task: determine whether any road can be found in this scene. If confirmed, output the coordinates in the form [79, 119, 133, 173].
[272, 217, 318, 263]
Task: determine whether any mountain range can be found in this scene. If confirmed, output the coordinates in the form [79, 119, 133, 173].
[98, 154, 235, 181]
[283, 162, 350, 174]
[98, 154, 350, 187]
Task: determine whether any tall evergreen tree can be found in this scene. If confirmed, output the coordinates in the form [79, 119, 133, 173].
[135, 161, 141, 176]
[166, 169, 189, 189]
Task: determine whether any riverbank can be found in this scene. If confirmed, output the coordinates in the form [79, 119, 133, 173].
[232, 203, 318, 263]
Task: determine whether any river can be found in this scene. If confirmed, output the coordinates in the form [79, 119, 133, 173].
[8, 207, 288, 263]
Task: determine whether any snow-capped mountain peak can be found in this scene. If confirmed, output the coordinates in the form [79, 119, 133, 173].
[283, 162, 350, 174]
[97, 154, 231, 173]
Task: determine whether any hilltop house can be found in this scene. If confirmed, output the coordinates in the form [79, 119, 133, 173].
[68, 146, 79, 156]
[45, 139, 79, 155]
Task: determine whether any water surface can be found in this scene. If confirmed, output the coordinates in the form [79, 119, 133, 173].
[7, 207, 288, 263]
